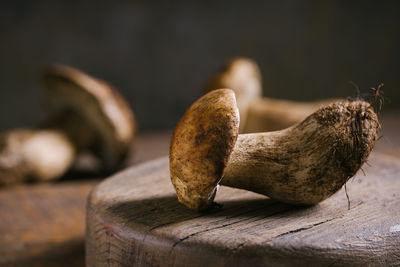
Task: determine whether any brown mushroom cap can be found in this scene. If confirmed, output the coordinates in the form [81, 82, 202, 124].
[169, 89, 240, 211]
[41, 64, 136, 169]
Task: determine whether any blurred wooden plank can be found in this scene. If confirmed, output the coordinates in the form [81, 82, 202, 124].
[0, 181, 95, 267]
[376, 111, 400, 158]
[0, 132, 171, 267]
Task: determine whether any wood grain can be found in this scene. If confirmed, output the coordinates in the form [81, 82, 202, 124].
[0, 132, 171, 267]
[0, 181, 96, 267]
[86, 152, 400, 267]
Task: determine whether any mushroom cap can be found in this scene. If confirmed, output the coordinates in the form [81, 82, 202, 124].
[41, 64, 136, 169]
[169, 89, 240, 210]
[206, 58, 262, 132]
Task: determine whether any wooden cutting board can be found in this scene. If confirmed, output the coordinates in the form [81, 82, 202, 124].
[86, 152, 400, 267]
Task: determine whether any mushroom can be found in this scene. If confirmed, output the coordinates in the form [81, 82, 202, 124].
[244, 97, 339, 133]
[0, 129, 75, 185]
[206, 57, 339, 133]
[206, 58, 261, 132]
[0, 64, 136, 185]
[170, 89, 380, 211]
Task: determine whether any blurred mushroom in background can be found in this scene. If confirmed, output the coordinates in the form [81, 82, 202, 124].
[206, 58, 339, 133]
[0, 64, 136, 186]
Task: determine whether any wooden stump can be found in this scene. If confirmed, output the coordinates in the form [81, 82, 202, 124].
[86, 152, 400, 267]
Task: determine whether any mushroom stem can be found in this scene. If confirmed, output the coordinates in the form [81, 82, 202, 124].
[243, 97, 340, 133]
[221, 100, 380, 205]
[0, 129, 75, 185]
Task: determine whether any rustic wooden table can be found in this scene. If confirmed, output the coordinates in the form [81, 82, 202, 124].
[0, 112, 398, 266]
[0, 132, 171, 267]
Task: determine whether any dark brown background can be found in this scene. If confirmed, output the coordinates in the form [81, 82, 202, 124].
[1, 1, 399, 132]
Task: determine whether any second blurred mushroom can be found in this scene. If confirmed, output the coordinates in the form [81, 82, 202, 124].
[0, 65, 136, 185]
[206, 58, 338, 133]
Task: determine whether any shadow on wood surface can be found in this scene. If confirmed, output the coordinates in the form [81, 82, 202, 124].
[106, 194, 315, 229]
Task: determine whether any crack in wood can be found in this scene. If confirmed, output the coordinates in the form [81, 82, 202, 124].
[231, 242, 246, 253]
[223, 207, 301, 261]
[168, 205, 294, 257]
[275, 218, 336, 238]
[139, 214, 206, 244]
[169, 216, 255, 252]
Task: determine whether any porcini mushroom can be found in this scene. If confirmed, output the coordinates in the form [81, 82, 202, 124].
[244, 97, 339, 133]
[206, 58, 261, 132]
[206, 58, 339, 133]
[42, 64, 136, 169]
[0, 129, 75, 185]
[170, 89, 380, 211]
[0, 65, 136, 185]
[170, 89, 239, 210]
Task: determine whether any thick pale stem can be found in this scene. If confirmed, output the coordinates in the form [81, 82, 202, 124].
[0, 129, 75, 185]
[243, 98, 339, 133]
[221, 129, 343, 205]
[220, 130, 315, 203]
